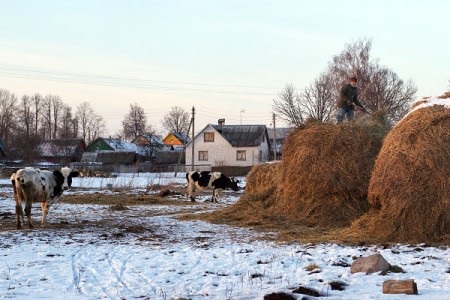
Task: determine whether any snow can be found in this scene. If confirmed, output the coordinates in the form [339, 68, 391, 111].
[1, 173, 449, 299]
[406, 96, 450, 118]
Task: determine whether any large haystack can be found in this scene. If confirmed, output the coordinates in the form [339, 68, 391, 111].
[270, 123, 385, 226]
[364, 103, 450, 242]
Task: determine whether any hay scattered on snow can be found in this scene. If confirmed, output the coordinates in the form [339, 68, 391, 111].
[362, 103, 450, 242]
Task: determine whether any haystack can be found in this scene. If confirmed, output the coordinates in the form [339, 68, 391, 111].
[363, 101, 450, 242]
[270, 123, 386, 226]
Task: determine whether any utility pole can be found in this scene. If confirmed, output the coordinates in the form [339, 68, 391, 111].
[240, 109, 245, 125]
[191, 106, 195, 172]
[272, 113, 277, 161]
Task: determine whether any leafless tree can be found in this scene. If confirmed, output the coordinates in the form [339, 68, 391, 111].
[301, 73, 336, 123]
[59, 105, 75, 138]
[75, 102, 104, 143]
[161, 106, 190, 134]
[31, 93, 43, 136]
[327, 38, 417, 123]
[272, 84, 305, 127]
[18, 95, 35, 138]
[122, 103, 148, 140]
[0, 89, 18, 144]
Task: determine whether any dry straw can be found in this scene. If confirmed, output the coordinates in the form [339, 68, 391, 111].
[363, 104, 449, 242]
[270, 122, 386, 227]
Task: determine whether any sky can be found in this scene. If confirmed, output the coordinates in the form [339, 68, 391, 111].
[0, 0, 449, 136]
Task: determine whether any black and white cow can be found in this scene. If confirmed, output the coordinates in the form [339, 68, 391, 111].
[11, 167, 80, 229]
[186, 171, 239, 202]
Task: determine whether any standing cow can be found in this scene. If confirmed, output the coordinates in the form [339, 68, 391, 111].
[186, 171, 239, 202]
[11, 166, 80, 229]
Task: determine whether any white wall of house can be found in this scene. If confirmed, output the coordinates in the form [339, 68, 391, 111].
[185, 125, 269, 172]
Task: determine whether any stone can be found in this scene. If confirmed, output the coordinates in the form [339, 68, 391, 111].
[350, 253, 390, 274]
[383, 279, 418, 295]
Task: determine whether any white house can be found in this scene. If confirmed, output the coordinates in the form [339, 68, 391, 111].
[185, 120, 270, 172]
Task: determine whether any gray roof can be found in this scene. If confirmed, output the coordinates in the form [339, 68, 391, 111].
[267, 128, 294, 140]
[210, 124, 268, 147]
[81, 151, 136, 165]
[38, 138, 85, 157]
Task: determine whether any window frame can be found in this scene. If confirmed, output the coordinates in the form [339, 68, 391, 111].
[236, 150, 247, 161]
[198, 151, 208, 161]
[204, 132, 214, 142]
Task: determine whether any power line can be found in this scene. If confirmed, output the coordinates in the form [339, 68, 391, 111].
[0, 67, 278, 96]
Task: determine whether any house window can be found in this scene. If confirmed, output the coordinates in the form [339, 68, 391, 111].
[204, 132, 214, 142]
[236, 150, 246, 161]
[198, 151, 208, 161]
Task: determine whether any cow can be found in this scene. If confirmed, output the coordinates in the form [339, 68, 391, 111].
[11, 166, 80, 229]
[186, 171, 239, 202]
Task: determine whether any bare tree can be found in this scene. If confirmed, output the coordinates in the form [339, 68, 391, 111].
[122, 103, 148, 140]
[327, 38, 417, 123]
[59, 105, 75, 138]
[272, 84, 305, 127]
[31, 93, 43, 136]
[18, 95, 35, 138]
[301, 73, 336, 123]
[75, 102, 104, 143]
[0, 89, 18, 144]
[50, 95, 64, 139]
[161, 106, 190, 134]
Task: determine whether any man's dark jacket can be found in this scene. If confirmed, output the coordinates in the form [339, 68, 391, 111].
[337, 83, 363, 110]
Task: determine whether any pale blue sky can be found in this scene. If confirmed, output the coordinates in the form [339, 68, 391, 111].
[1, 0, 449, 135]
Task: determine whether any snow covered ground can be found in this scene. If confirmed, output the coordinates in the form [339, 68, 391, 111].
[0, 173, 449, 299]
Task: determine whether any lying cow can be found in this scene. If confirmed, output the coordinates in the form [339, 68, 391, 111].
[11, 166, 80, 229]
[186, 171, 239, 202]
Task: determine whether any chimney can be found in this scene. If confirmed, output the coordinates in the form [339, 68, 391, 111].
[218, 118, 225, 132]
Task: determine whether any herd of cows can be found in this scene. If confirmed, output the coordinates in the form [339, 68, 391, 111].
[9, 167, 241, 230]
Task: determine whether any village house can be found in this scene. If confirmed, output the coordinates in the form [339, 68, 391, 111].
[162, 132, 191, 148]
[185, 119, 270, 174]
[82, 137, 145, 167]
[37, 138, 86, 163]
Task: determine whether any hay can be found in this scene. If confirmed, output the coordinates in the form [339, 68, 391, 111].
[270, 123, 386, 226]
[210, 162, 281, 223]
[362, 105, 450, 242]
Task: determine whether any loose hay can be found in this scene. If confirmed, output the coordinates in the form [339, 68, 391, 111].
[270, 123, 386, 226]
[362, 105, 450, 242]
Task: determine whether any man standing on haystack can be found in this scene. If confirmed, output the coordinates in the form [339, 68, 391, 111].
[336, 77, 365, 123]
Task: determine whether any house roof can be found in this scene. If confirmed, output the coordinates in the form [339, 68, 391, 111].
[81, 151, 136, 165]
[267, 128, 294, 140]
[171, 132, 191, 144]
[131, 134, 165, 146]
[38, 138, 85, 157]
[90, 137, 146, 155]
[210, 124, 268, 147]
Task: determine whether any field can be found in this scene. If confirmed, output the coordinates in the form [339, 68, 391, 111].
[0, 173, 449, 299]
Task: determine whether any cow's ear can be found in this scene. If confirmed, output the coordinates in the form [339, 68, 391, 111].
[70, 171, 80, 178]
[53, 170, 64, 185]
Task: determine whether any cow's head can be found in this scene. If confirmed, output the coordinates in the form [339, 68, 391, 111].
[229, 178, 240, 191]
[59, 167, 80, 190]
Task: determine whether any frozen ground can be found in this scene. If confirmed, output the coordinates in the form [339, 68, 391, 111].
[0, 173, 449, 299]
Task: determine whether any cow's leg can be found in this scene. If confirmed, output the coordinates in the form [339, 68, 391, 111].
[41, 201, 48, 228]
[188, 183, 196, 202]
[12, 181, 23, 229]
[212, 189, 218, 203]
[22, 186, 34, 229]
[15, 199, 23, 229]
